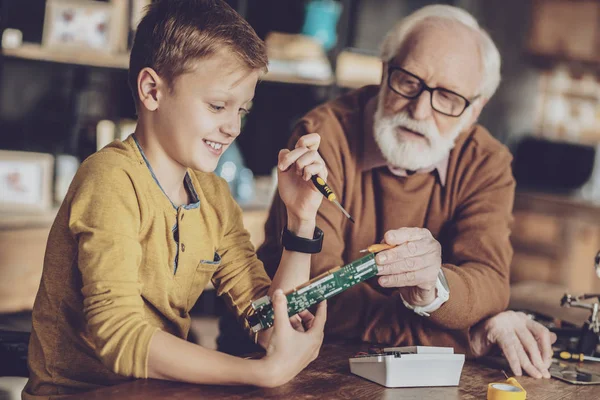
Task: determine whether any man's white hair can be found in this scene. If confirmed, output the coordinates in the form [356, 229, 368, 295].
[380, 5, 501, 100]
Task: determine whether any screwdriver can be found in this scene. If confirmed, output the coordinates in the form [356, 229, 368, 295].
[310, 175, 355, 223]
[555, 351, 600, 363]
[359, 243, 396, 254]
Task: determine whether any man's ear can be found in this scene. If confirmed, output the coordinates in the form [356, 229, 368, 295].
[137, 67, 163, 112]
[467, 97, 488, 126]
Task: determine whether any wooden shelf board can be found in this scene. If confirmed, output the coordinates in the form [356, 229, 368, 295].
[3, 44, 336, 87]
[2, 43, 129, 69]
[261, 71, 334, 87]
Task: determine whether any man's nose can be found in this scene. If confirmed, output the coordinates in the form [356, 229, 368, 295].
[409, 91, 434, 121]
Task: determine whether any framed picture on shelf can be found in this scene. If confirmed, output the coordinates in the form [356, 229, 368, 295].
[0, 150, 54, 213]
[42, 0, 126, 53]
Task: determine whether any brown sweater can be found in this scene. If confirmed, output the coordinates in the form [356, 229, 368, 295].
[257, 86, 515, 355]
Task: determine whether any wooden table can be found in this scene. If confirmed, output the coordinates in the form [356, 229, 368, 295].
[70, 342, 599, 399]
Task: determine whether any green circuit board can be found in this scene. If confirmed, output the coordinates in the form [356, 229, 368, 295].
[247, 253, 378, 332]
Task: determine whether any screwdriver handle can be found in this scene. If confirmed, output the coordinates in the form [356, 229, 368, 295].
[311, 175, 337, 202]
[556, 351, 584, 361]
[359, 244, 397, 254]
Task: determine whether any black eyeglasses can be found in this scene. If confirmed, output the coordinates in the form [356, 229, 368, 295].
[387, 66, 477, 117]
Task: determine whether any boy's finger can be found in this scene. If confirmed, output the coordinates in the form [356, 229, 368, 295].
[302, 163, 325, 182]
[272, 290, 291, 332]
[289, 314, 305, 332]
[308, 300, 327, 332]
[278, 147, 310, 171]
[297, 310, 314, 330]
[294, 133, 321, 151]
[277, 149, 290, 167]
[294, 150, 320, 171]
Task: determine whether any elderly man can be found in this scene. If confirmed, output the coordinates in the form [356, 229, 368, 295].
[256, 5, 556, 379]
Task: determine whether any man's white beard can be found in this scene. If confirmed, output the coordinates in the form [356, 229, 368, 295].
[373, 102, 472, 171]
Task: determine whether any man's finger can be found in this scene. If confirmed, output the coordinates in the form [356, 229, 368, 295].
[517, 346, 543, 379]
[302, 162, 326, 182]
[272, 289, 291, 332]
[377, 251, 440, 274]
[378, 265, 438, 288]
[516, 323, 549, 378]
[383, 228, 431, 246]
[376, 238, 438, 265]
[528, 319, 554, 371]
[294, 133, 321, 151]
[498, 338, 523, 377]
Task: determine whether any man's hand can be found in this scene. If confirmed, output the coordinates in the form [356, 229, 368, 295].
[257, 290, 327, 388]
[375, 227, 442, 306]
[471, 311, 558, 379]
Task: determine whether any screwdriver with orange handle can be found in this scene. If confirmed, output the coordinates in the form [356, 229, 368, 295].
[359, 243, 396, 254]
[311, 175, 355, 223]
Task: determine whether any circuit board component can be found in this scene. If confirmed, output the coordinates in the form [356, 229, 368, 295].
[247, 253, 378, 332]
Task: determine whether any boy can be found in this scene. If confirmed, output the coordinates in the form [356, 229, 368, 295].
[23, 1, 328, 397]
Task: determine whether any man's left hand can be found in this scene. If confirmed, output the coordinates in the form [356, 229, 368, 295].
[375, 227, 442, 306]
[471, 311, 558, 379]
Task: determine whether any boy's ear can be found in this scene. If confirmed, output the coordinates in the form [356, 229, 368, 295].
[137, 68, 163, 112]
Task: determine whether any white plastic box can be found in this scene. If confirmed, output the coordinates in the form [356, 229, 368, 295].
[349, 346, 465, 388]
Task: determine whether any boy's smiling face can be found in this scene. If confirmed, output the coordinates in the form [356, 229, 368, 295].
[139, 49, 260, 173]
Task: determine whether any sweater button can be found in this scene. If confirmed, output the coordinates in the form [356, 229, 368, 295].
[181, 243, 186, 252]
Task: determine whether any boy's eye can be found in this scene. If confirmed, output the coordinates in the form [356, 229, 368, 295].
[239, 108, 250, 116]
[210, 104, 225, 112]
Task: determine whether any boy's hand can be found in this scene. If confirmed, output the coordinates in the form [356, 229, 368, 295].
[277, 133, 327, 228]
[256, 309, 317, 349]
[257, 289, 326, 388]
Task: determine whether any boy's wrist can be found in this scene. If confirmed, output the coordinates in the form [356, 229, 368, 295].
[252, 358, 282, 388]
[286, 213, 316, 239]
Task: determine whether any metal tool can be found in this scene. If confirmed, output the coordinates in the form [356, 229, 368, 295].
[559, 250, 600, 356]
[555, 351, 600, 363]
[311, 175, 355, 223]
[359, 243, 396, 254]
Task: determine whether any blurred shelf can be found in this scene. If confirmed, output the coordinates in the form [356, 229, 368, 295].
[515, 190, 600, 219]
[0, 208, 59, 230]
[2, 43, 336, 87]
[336, 79, 376, 90]
[2, 43, 129, 69]
[261, 71, 333, 86]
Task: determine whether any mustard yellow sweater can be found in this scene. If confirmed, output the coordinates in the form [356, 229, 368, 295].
[23, 136, 270, 399]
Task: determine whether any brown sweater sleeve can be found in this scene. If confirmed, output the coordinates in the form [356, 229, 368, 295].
[429, 148, 515, 329]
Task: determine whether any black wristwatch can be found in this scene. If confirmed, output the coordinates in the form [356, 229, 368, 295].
[281, 226, 324, 254]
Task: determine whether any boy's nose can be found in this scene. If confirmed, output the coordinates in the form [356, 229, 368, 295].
[221, 116, 241, 138]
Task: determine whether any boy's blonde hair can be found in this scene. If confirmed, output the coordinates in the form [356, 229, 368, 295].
[128, 0, 268, 107]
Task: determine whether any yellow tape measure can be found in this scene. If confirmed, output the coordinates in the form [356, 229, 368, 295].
[487, 377, 526, 400]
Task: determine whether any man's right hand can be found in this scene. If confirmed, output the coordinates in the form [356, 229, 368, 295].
[257, 289, 327, 388]
[470, 311, 557, 379]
